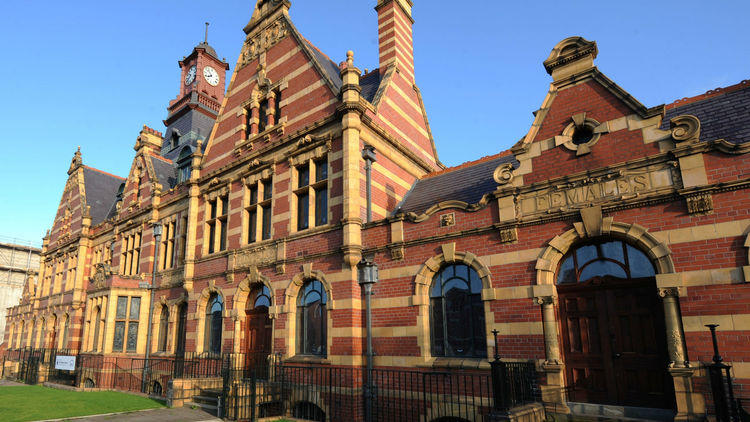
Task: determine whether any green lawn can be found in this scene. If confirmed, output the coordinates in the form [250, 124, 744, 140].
[0, 385, 165, 422]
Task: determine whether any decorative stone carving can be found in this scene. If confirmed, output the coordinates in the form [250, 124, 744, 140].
[493, 163, 514, 185]
[657, 287, 680, 298]
[389, 244, 405, 261]
[241, 19, 289, 67]
[685, 192, 713, 214]
[499, 227, 518, 243]
[91, 263, 112, 289]
[670, 115, 701, 144]
[233, 244, 277, 270]
[439, 213, 455, 227]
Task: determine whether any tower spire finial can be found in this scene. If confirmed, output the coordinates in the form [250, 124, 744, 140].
[204, 22, 209, 43]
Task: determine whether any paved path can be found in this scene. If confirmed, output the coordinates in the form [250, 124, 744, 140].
[0, 379, 25, 386]
[40, 407, 221, 422]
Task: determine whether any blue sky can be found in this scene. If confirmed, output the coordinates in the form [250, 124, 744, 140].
[1, 0, 748, 245]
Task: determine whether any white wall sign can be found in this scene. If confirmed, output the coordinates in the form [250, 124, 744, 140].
[54, 355, 76, 371]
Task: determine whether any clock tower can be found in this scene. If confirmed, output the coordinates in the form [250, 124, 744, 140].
[162, 31, 230, 160]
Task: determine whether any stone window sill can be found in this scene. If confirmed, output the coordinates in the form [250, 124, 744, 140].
[418, 357, 491, 370]
[286, 355, 331, 365]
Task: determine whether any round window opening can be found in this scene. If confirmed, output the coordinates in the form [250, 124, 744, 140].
[572, 126, 594, 145]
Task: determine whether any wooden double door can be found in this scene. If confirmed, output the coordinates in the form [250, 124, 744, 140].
[558, 277, 675, 409]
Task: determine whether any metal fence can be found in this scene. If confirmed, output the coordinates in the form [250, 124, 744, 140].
[222, 355, 538, 422]
[77, 352, 225, 397]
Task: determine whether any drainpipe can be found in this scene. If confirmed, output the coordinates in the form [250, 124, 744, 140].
[362, 146, 377, 223]
[358, 258, 378, 422]
[141, 222, 162, 394]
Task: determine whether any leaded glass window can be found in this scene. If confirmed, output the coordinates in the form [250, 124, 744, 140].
[253, 285, 272, 310]
[430, 264, 487, 358]
[204, 294, 224, 355]
[296, 280, 327, 356]
[158, 306, 169, 352]
[113, 296, 141, 352]
[556, 240, 655, 284]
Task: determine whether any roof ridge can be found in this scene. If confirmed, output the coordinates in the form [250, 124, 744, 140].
[666, 79, 750, 110]
[83, 166, 126, 180]
[148, 153, 173, 164]
[300, 35, 336, 65]
[421, 150, 513, 180]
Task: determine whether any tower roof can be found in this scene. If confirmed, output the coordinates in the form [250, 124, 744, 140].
[193, 41, 220, 62]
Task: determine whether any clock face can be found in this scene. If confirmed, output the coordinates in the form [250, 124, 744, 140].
[185, 65, 197, 85]
[203, 66, 220, 86]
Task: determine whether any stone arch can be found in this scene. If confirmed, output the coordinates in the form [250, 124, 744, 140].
[412, 243, 494, 304]
[284, 266, 336, 312]
[411, 243, 494, 362]
[282, 265, 335, 357]
[195, 281, 227, 353]
[534, 218, 692, 411]
[231, 268, 275, 353]
[535, 219, 675, 286]
[233, 268, 275, 319]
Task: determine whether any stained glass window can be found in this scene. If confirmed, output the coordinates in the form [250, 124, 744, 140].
[430, 264, 486, 358]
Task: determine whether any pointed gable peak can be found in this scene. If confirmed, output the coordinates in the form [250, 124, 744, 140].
[245, 0, 291, 35]
[68, 146, 82, 175]
[543, 36, 598, 82]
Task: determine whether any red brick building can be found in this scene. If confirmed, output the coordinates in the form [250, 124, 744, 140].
[5, 1, 750, 420]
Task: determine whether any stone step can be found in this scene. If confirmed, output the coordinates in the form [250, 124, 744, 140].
[193, 395, 220, 405]
[565, 402, 675, 422]
[185, 401, 218, 416]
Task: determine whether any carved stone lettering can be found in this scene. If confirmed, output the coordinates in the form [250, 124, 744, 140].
[233, 244, 277, 270]
[519, 164, 675, 215]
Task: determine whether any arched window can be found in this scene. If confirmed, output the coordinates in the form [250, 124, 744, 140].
[251, 285, 272, 310]
[430, 264, 486, 358]
[204, 294, 224, 355]
[296, 280, 327, 356]
[92, 307, 101, 352]
[176, 303, 187, 355]
[158, 306, 169, 352]
[62, 314, 70, 349]
[557, 239, 655, 284]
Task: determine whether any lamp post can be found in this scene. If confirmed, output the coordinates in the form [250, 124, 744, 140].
[358, 258, 378, 422]
[362, 145, 377, 223]
[142, 222, 162, 393]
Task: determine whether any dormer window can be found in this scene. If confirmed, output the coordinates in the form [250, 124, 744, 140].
[176, 146, 193, 184]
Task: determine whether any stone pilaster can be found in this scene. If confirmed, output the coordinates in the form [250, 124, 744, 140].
[339, 51, 363, 268]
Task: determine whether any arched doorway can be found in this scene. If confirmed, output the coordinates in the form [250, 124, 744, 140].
[556, 239, 674, 409]
[244, 284, 273, 374]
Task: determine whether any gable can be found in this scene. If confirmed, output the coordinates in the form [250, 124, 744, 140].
[202, 13, 342, 175]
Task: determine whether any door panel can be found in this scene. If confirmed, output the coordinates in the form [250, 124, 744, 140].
[558, 278, 674, 409]
[244, 307, 272, 375]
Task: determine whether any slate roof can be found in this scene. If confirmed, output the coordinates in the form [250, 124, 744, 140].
[82, 167, 125, 225]
[661, 80, 750, 144]
[360, 71, 382, 103]
[194, 42, 221, 62]
[149, 155, 177, 190]
[398, 153, 518, 215]
[302, 39, 342, 91]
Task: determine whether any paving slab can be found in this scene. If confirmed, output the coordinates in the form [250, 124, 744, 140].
[40, 407, 221, 422]
[0, 379, 25, 386]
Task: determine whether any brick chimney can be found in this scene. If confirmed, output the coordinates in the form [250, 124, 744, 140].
[376, 0, 414, 81]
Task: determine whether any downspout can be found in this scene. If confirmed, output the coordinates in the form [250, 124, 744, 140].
[362, 146, 377, 223]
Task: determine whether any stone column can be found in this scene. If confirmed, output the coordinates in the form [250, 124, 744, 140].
[536, 294, 569, 412]
[266, 91, 276, 127]
[658, 287, 688, 368]
[657, 287, 705, 420]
